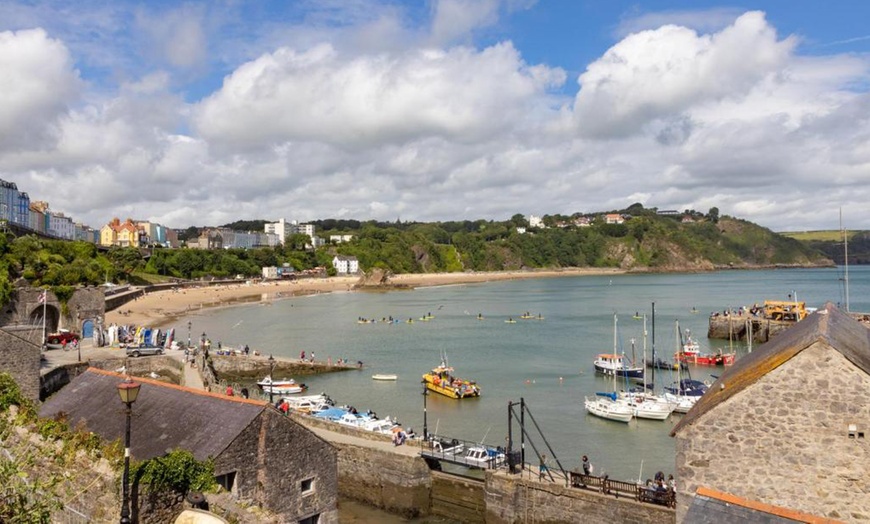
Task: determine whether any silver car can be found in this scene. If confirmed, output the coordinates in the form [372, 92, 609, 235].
[126, 345, 164, 357]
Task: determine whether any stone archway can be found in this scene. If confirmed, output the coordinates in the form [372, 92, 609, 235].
[29, 305, 60, 334]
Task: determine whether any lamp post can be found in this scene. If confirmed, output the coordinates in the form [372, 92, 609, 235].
[117, 377, 141, 524]
[268, 354, 276, 405]
[187, 321, 192, 348]
[422, 381, 428, 440]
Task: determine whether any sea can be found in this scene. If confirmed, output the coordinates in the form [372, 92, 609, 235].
[177, 266, 864, 486]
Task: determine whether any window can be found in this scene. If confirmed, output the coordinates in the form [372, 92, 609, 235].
[216, 472, 236, 492]
[298, 514, 319, 524]
[301, 477, 315, 494]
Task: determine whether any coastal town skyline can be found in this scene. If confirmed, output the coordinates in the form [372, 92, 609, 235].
[1, 1, 869, 232]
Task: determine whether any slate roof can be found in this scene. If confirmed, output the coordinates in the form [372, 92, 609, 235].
[40, 368, 267, 461]
[684, 487, 842, 524]
[671, 303, 870, 436]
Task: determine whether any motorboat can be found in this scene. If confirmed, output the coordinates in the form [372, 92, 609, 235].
[422, 360, 480, 399]
[257, 376, 299, 388]
[593, 353, 644, 380]
[463, 445, 506, 469]
[262, 383, 307, 395]
[674, 327, 735, 366]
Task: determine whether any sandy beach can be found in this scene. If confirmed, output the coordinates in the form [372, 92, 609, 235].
[105, 268, 625, 328]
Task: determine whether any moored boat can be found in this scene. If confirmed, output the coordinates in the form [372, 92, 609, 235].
[674, 327, 736, 366]
[584, 393, 634, 423]
[422, 361, 480, 399]
[372, 374, 398, 381]
[594, 353, 645, 380]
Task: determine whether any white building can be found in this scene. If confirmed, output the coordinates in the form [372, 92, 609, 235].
[332, 255, 359, 275]
[262, 266, 278, 279]
[329, 234, 354, 244]
[528, 215, 544, 228]
[48, 212, 75, 239]
[265, 218, 290, 244]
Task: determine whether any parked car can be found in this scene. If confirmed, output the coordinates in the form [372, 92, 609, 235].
[45, 330, 80, 349]
[126, 345, 164, 357]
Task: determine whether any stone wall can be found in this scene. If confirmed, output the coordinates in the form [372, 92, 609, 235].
[210, 354, 354, 381]
[215, 409, 339, 523]
[0, 287, 105, 335]
[40, 362, 89, 401]
[431, 471, 484, 523]
[485, 471, 675, 524]
[674, 342, 870, 522]
[329, 438, 432, 518]
[0, 327, 42, 401]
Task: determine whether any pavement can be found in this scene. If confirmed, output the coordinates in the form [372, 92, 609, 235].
[40, 339, 205, 389]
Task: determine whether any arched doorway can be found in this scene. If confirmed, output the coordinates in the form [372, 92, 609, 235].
[82, 319, 94, 339]
[29, 305, 60, 333]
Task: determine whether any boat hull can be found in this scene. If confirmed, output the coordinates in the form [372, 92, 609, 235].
[584, 397, 633, 423]
[675, 352, 735, 366]
[593, 363, 644, 380]
[424, 381, 480, 399]
[372, 374, 398, 381]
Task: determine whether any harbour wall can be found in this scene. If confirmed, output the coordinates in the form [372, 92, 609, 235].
[707, 315, 793, 343]
[484, 471, 675, 524]
[293, 415, 675, 523]
[209, 354, 356, 382]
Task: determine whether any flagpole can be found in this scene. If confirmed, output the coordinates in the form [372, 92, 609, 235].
[41, 290, 46, 349]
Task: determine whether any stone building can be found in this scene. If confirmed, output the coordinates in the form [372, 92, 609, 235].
[671, 303, 869, 522]
[0, 285, 105, 339]
[40, 368, 338, 523]
[0, 327, 41, 401]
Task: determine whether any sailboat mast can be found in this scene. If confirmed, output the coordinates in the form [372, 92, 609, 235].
[841, 208, 850, 312]
[651, 302, 656, 390]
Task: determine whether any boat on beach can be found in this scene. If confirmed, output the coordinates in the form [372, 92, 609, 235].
[422, 360, 481, 399]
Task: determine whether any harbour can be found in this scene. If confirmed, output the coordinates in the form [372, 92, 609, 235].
[177, 266, 865, 483]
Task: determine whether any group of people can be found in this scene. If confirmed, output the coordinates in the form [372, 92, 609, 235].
[645, 471, 676, 493]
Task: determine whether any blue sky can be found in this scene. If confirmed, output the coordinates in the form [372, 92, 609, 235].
[1, 1, 869, 231]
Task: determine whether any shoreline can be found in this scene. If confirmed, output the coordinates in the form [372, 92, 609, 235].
[104, 268, 626, 328]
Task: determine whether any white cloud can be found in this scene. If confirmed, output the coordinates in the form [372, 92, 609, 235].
[573, 11, 796, 138]
[0, 28, 81, 150]
[2, 4, 870, 234]
[193, 41, 565, 150]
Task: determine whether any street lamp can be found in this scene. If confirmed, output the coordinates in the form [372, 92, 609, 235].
[187, 321, 192, 348]
[268, 354, 276, 405]
[422, 381, 428, 440]
[117, 377, 141, 524]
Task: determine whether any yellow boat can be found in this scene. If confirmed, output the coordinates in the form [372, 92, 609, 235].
[422, 363, 481, 399]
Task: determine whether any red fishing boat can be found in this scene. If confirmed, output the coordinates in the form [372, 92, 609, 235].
[674, 328, 735, 366]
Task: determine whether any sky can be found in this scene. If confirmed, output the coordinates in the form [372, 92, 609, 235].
[1, 1, 869, 232]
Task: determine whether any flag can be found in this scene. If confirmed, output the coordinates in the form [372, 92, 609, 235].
[38, 290, 46, 304]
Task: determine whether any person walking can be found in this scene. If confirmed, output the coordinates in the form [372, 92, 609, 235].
[539, 454, 549, 480]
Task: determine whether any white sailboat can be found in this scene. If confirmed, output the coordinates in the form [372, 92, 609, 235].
[619, 315, 675, 421]
[585, 313, 635, 423]
[664, 320, 704, 413]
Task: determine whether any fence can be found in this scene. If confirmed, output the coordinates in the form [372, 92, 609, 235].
[569, 472, 676, 508]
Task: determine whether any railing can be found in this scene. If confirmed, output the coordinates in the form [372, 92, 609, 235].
[568, 472, 675, 508]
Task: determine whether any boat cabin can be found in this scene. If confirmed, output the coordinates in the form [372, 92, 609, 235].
[763, 300, 807, 322]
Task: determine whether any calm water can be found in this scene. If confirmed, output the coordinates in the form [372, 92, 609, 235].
[179, 266, 865, 482]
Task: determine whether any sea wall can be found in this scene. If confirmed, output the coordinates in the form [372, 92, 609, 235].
[209, 354, 356, 382]
[293, 415, 678, 523]
[330, 437, 432, 517]
[485, 471, 675, 524]
[0, 327, 41, 401]
[707, 315, 793, 343]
